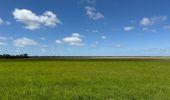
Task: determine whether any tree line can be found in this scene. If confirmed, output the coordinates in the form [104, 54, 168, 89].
[0, 54, 29, 58]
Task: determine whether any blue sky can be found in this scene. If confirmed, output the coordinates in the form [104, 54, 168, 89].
[0, 0, 170, 56]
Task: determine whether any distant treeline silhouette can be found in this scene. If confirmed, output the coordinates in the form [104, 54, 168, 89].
[0, 54, 29, 58]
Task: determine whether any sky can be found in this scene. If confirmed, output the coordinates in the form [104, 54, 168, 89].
[0, 0, 170, 56]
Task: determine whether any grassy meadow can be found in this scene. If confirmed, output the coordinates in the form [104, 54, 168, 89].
[0, 59, 170, 100]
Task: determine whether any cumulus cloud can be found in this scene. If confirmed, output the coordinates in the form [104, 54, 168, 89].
[124, 26, 134, 31]
[85, 6, 104, 20]
[56, 33, 84, 46]
[12, 9, 62, 30]
[140, 18, 152, 26]
[63, 33, 83, 46]
[14, 37, 38, 47]
[140, 16, 167, 26]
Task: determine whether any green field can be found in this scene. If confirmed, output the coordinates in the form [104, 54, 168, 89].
[0, 59, 170, 100]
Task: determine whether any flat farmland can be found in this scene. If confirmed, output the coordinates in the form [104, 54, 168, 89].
[0, 59, 170, 100]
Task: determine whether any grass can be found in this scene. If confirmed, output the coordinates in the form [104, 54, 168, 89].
[0, 59, 170, 100]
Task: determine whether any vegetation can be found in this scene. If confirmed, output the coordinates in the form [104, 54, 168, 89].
[0, 59, 170, 100]
[0, 54, 29, 58]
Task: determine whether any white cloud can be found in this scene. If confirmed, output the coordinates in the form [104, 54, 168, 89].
[6, 21, 11, 25]
[95, 41, 98, 44]
[0, 42, 7, 46]
[0, 37, 8, 41]
[79, 0, 97, 5]
[90, 41, 98, 48]
[41, 48, 47, 53]
[101, 35, 107, 39]
[140, 16, 167, 26]
[152, 16, 167, 23]
[13, 9, 62, 30]
[56, 33, 84, 46]
[138, 48, 170, 53]
[71, 33, 82, 37]
[0, 18, 10, 25]
[63, 33, 83, 46]
[14, 37, 38, 47]
[163, 25, 170, 30]
[124, 26, 134, 31]
[56, 40, 63, 45]
[90, 44, 97, 48]
[85, 6, 104, 20]
[140, 18, 152, 26]
[85, 0, 96, 4]
[142, 27, 157, 33]
[0, 18, 4, 25]
[130, 20, 137, 24]
[92, 30, 99, 33]
[115, 44, 125, 48]
[40, 37, 46, 40]
[0, 36, 9, 46]
[41, 44, 48, 48]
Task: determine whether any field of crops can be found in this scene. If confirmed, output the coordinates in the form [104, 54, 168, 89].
[0, 59, 170, 100]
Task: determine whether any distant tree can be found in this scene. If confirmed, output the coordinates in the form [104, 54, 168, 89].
[0, 54, 29, 59]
